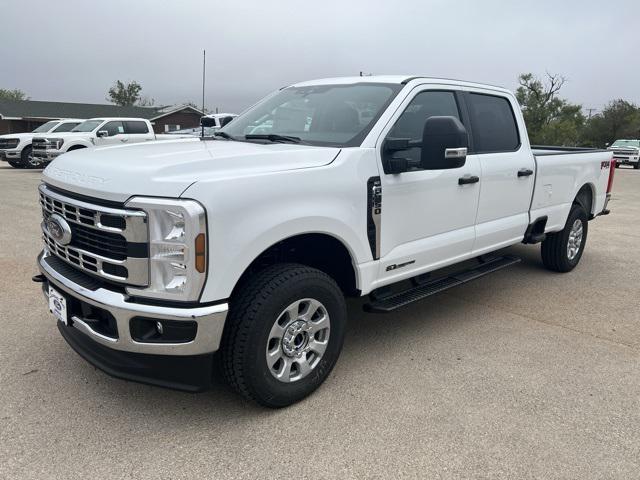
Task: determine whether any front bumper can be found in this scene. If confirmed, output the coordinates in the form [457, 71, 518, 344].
[38, 251, 229, 391]
[0, 148, 20, 160]
[612, 156, 639, 165]
[32, 149, 61, 161]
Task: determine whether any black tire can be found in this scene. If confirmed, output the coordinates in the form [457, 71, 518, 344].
[541, 203, 588, 272]
[8, 160, 24, 169]
[221, 263, 347, 408]
[634, 162, 639, 170]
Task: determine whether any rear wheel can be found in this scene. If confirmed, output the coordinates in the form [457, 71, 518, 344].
[221, 263, 347, 408]
[541, 203, 588, 272]
[634, 162, 639, 170]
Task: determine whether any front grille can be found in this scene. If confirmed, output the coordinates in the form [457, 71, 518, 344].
[39, 184, 149, 286]
[613, 150, 635, 156]
[31, 138, 50, 157]
[0, 139, 19, 149]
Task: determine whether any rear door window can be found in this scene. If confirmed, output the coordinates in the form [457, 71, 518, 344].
[466, 93, 519, 153]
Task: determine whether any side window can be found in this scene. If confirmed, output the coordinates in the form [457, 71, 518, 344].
[52, 122, 80, 133]
[125, 121, 150, 134]
[466, 93, 519, 153]
[387, 90, 461, 170]
[101, 121, 125, 137]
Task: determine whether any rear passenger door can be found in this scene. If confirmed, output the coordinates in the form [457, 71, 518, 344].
[464, 91, 535, 252]
[124, 121, 154, 143]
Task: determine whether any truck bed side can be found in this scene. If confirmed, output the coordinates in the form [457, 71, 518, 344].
[531, 148, 612, 232]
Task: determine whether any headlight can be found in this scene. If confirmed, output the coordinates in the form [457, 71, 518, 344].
[4, 138, 19, 148]
[47, 138, 64, 149]
[124, 197, 207, 302]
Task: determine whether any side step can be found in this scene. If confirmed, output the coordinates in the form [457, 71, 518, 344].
[364, 255, 521, 313]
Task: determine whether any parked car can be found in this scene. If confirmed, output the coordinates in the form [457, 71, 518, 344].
[608, 139, 639, 169]
[0, 119, 82, 169]
[200, 113, 237, 130]
[30, 118, 191, 168]
[35, 76, 615, 407]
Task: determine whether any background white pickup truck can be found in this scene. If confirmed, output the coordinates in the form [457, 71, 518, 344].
[608, 139, 639, 169]
[35, 76, 615, 407]
[0, 119, 82, 168]
[30, 117, 189, 167]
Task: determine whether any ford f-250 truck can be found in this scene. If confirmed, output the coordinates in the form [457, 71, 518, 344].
[30, 117, 190, 168]
[0, 119, 82, 168]
[608, 139, 640, 169]
[34, 76, 615, 407]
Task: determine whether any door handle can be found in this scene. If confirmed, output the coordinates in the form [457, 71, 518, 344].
[518, 168, 534, 177]
[120, 138, 129, 143]
[458, 175, 480, 185]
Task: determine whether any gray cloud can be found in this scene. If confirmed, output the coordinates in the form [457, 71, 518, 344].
[1, 0, 637, 114]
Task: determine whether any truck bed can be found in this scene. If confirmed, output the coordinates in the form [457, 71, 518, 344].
[530, 146, 612, 232]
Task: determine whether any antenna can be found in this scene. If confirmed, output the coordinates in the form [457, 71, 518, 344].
[201, 49, 206, 138]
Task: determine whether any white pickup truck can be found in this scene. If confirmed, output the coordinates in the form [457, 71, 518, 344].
[608, 139, 640, 169]
[30, 117, 185, 168]
[0, 119, 82, 168]
[34, 76, 615, 407]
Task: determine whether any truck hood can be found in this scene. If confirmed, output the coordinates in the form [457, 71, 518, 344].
[37, 131, 93, 140]
[42, 138, 340, 202]
[0, 132, 36, 140]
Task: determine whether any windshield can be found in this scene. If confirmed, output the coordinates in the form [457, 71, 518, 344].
[221, 83, 402, 147]
[32, 121, 59, 133]
[612, 140, 640, 148]
[71, 120, 103, 132]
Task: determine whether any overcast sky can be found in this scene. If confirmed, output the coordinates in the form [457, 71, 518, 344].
[1, 0, 637, 114]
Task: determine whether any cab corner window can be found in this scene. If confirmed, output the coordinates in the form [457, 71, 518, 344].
[467, 93, 519, 153]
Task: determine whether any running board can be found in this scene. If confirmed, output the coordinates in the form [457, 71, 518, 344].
[364, 255, 521, 313]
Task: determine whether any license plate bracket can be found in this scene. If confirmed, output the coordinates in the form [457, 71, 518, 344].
[48, 286, 68, 325]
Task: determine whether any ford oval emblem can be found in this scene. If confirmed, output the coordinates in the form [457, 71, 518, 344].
[46, 213, 72, 245]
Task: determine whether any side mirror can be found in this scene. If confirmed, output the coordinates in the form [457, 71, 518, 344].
[96, 130, 108, 138]
[420, 116, 468, 169]
[200, 116, 217, 128]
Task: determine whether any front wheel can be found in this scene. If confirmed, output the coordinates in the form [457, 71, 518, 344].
[541, 203, 588, 272]
[221, 264, 347, 408]
[8, 160, 24, 169]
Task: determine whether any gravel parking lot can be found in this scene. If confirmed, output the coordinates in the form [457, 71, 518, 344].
[0, 164, 638, 479]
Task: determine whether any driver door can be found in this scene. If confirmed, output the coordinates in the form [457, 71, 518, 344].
[376, 88, 481, 284]
[95, 121, 129, 146]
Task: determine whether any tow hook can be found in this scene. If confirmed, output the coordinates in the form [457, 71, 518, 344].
[32, 274, 46, 283]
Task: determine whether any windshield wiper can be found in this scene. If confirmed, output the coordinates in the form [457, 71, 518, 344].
[213, 131, 236, 140]
[244, 134, 301, 144]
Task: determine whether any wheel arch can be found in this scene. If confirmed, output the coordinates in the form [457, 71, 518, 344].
[229, 232, 360, 301]
[574, 182, 595, 216]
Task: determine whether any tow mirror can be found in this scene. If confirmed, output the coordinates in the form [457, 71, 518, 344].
[381, 116, 468, 174]
[200, 116, 217, 128]
[420, 116, 468, 169]
[96, 130, 108, 138]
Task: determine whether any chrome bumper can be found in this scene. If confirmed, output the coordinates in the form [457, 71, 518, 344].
[38, 251, 228, 356]
[32, 149, 61, 161]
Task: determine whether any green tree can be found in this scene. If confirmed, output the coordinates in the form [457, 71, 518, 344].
[582, 100, 640, 147]
[516, 72, 585, 146]
[106, 80, 148, 106]
[0, 88, 29, 101]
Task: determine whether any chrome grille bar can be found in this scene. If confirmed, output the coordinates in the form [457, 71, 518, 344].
[39, 184, 149, 286]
